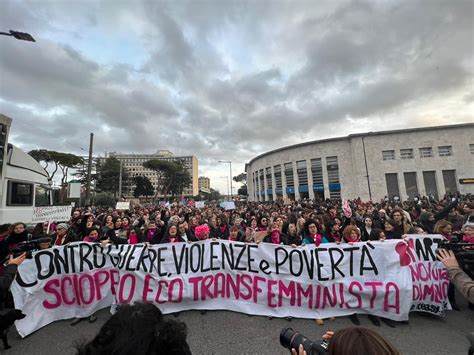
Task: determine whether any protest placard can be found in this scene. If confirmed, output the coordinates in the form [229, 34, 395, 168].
[32, 206, 72, 223]
[116, 202, 130, 210]
[224, 201, 235, 210]
[195, 201, 205, 208]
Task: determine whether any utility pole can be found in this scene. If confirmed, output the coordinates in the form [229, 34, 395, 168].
[229, 162, 233, 201]
[85, 133, 94, 205]
[362, 135, 372, 201]
[118, 159, 123, 200]
[218, 160, 233, 201]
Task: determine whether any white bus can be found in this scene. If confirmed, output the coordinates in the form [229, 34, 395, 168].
[0, 114, 53, 224]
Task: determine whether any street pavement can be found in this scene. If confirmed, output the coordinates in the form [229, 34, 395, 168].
[4, 295, 474, 355]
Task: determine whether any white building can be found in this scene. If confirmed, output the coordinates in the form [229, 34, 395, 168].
[105, 150, 198, 198]
[246, 123, 474, 202]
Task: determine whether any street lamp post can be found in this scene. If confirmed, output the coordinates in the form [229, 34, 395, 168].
[218, 160, 232, 201]
[0, 30, 36, 42]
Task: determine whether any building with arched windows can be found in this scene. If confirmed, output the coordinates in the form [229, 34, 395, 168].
[245, 123, 474, 202]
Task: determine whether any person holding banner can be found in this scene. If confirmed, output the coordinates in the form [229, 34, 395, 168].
[283, 223, 302, 245]
[216, 215, 230, 240]
[177, 221, 198, 242]
[262, 222, 289, 245]
[82, 227, 101, 243]
[342, 226, 361, 244]
[321, 220, 341, 243]
[302, 220, 322, 246]
[159, 225, 185, 244]
[51, 223, 77, 246]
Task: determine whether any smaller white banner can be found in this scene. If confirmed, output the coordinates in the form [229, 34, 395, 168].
[195, 201, 205, 208]
[32, 206, 72, 223]
[116, 202, 130, 210]
[224, 201, 236, 210]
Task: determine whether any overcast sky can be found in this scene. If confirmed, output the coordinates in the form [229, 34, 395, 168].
[1, 0, 472, 194]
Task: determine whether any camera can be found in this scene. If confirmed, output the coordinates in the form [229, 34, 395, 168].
[10, 237, 52, 260]
[438, 238, 474, 279]
[280, 328, 328, 355]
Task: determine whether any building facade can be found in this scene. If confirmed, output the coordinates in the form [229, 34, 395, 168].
[106, 150, 198, 198]
[198, 176, 211, 194]
[246, 124, 474, 202]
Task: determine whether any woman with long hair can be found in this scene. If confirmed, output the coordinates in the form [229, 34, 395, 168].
[360, 217, 374, 241]
[433, 219, 453, 240]
[160, 225, 185, 244]
[257, 216, 269, 232]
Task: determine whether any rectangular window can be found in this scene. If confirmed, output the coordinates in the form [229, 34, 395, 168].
[284, 162, 294, 188]
[423, 171, 438, 199]
[382, 150, 395, 161]
[438, 146, 452, 157]
[311, 158, 323, 184]
[326, 156, 340, 199]
[419, 147, 433, 158]
[274, 165, 282, 190]
[7, 180, 33, 206]
[259, 169, 265, 194]
[442, 170, 457, 194]
[404, 172, 418, 199]
[296, 160, 308, 186]
[470, 144, 474, 155]
[265, 167, 272, 190]
[385, 173, 400, 199]
[400, 149, 413, 159]
[311, 158, 324, 199]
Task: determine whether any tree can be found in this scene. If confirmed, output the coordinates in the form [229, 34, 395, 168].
[29, 149, 84, 202]
[209, 188, 221, 201]
[95, 193, 117, 207]
[133, 175, 155, 201]
[143, 159, 191, 200]
[28, 149, 59, 182]
[169, 163, 192, 197]
[233, 172, 247, 197]
[96, 157, 129, 198]
[74, 157, 97, 185]
[233, 172, 247, 184]
[238, 185, 248, 196]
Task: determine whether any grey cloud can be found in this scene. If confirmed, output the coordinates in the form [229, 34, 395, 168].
[0, 0, 472, 183]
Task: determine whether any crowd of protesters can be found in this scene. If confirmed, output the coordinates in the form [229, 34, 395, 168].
[0, 193, 473, 325]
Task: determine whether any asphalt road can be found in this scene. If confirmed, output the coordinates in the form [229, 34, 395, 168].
[4, 295, 474, 355]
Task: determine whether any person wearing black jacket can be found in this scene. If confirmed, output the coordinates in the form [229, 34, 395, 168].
[0, 253, 26, 310]
[160, 225, 186, 244]
[322, 220, 342, 243]
[360, 217, 374, 242]
[283, 223, 302, 245]
[177, 221, 198, 242]
[216, 215, 230, 240]
[262, 222, 290, 245]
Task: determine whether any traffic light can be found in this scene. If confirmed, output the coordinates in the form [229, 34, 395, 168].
[9, 30, 36, 42]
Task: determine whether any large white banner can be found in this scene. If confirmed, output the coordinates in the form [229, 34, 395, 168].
[11, 237, 448, 337]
